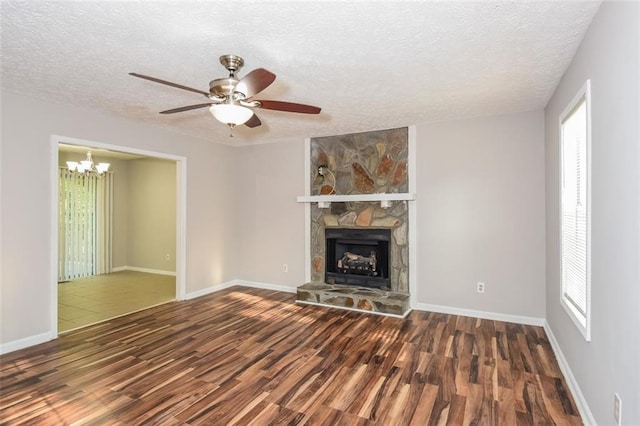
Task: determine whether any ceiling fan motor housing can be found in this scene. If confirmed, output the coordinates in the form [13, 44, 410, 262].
[209, 55, 247, 97]
[209, 77, 240, 97]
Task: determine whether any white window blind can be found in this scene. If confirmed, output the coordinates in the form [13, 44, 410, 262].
[58, 168, 113, 281]
[560, 80, 591, 340]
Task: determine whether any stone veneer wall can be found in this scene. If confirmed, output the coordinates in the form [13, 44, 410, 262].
[310, 127, 409, 293]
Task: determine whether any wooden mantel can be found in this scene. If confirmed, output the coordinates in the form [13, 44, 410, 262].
[296, 193, 415, 208]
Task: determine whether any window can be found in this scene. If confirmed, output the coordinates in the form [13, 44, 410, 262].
[559, 80, 591, 341]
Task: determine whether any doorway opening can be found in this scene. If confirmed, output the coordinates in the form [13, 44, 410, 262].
[51, 135, 186, 336]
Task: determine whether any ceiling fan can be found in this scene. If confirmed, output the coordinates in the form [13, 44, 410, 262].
[130, 54, 321, 133]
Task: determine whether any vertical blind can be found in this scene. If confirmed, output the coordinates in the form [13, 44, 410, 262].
[58, 168, 113, 281]
[560, 98, 588, 319]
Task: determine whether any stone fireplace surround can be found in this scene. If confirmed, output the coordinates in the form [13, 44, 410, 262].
[296, 127, 413, 316]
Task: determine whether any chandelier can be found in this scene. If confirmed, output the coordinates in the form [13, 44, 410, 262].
[66, 152, 110, 175]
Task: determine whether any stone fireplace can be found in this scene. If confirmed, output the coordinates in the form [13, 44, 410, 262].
[297, 127, 413, 316]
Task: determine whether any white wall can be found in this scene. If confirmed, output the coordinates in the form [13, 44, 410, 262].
[234, 139, 307, 288]
[416, 111, 546, 318]
[0, 91, 238, 345]
[544, 2, 640, 425]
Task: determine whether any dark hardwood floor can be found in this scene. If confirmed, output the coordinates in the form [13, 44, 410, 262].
[0, 287, 582, 425]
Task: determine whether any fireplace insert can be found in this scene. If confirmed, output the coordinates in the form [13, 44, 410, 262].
[325, 228, 391, 290]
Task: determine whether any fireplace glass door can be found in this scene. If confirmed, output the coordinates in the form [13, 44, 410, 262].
[325, 228, 391, 290]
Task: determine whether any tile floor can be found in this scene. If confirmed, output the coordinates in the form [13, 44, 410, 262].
[58, 270, 176, 333]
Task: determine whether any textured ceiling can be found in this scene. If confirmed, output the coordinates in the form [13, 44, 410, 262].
[1, 1, 601, 145]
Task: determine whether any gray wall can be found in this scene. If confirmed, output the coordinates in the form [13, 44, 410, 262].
[416, 111, 546, 318]
[545, 2, 639, 424]
[234, 140, 307, 286]
[1, 91, 238, 344]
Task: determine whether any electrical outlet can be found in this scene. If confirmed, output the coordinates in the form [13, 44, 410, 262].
[614, 393, 621, 425]
[477, 282, 485, 293]
[282, 264, 288, 273]
[165, 253, 170, 261]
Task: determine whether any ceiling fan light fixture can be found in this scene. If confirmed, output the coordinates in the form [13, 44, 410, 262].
[209, 104, 253, 126]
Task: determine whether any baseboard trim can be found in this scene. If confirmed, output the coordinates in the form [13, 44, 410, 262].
[112, 266, 176, 276]
[234, 280, 297, 294]
[184, 280, 296, 300]
[184, 280, 237, 300]
[0, 332, 52, 355]
[296, 299, 410, 318]
[544, 321, 596, 425]
[412, 302, 545, 327]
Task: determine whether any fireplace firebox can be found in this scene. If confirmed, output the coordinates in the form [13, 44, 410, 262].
[325, 228, 391, 290]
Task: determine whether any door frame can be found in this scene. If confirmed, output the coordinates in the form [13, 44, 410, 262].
[50, 135, 187, 338]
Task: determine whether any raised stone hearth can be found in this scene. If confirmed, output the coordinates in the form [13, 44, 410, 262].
[296, 282, 410, 317]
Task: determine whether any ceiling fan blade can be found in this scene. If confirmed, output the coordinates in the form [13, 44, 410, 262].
[234, 68, 276, 98]
[130, 72, 210, 96]
[256, 100, 321, 114]
[159, 103, 213, 114]
[244, 113, 262, 128]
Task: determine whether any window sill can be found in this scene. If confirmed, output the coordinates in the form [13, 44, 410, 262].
[560, 296, 591, 342]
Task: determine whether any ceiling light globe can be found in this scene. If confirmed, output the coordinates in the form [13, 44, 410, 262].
[209, 104, 253, 126]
